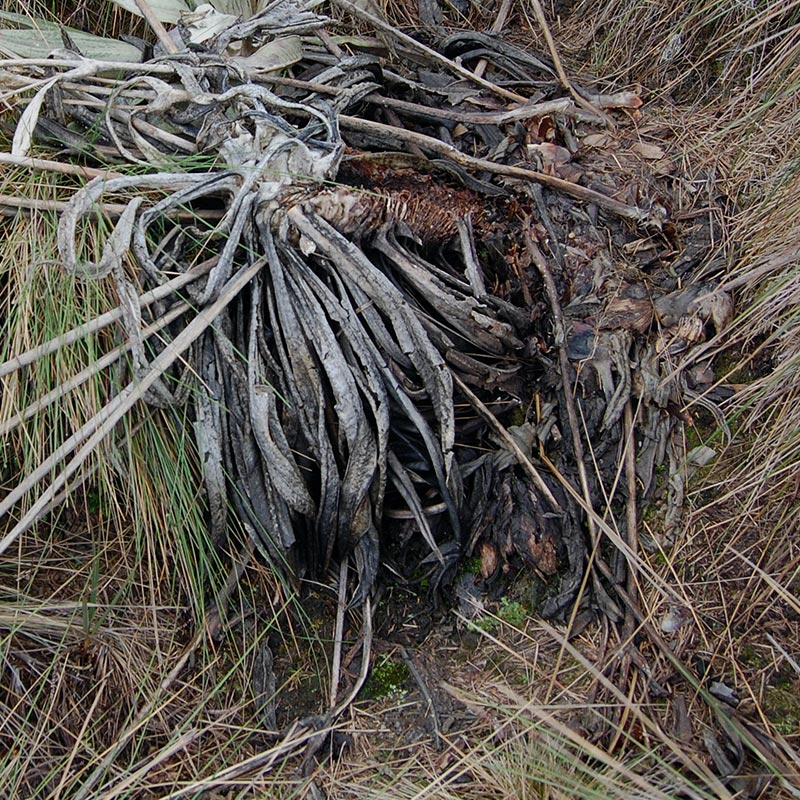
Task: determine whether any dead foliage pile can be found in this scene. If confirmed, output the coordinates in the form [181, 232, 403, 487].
[1, 0, 798, 796]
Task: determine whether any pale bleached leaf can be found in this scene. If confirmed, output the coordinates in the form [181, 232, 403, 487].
[0, 10, 58, 28]
[209, 0, 255, 16]
[182, 4, 239, 43]
[231, 35, 303, 72]
[109, 0, 191, 24]
[12, 77, 56, 157]
[0, 26, 142, 61]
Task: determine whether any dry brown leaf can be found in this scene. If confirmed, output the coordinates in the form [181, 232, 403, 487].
[592, 90, 643, 109]
[632, 142, 665, 160]
[479, 542, 499, 579]
[528, 142, 572, 167]
[581, 133, 613, 149]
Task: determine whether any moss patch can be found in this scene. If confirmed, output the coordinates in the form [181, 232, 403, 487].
[363, 655, 411, 700]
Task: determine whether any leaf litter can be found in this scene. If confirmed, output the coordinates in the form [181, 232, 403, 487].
[0, 0, 737, 761]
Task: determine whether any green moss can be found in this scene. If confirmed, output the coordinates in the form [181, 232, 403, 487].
[739, 645, 768, 669]
[461, 555, 482, 576]
[85, 487, 102, 516]
[497, 597, 527, 627]
[475, 597, 529, 632]
[764, 684, 800, 736]
[508, 404, 527, 427]
[364, 656, 410, 700]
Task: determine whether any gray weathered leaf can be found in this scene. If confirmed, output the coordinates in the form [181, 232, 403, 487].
[11, 77, 56, 157]
[0, 24, 142, 61]
[181, 4, 239, 43]
[210, 0, 255, 16]
[109, 0, 190, 24]
[231, 35, 303, 71]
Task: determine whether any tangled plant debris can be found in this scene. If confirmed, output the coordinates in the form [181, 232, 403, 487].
[1, 0, 734, 700]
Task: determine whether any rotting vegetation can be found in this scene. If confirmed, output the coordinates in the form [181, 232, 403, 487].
[0, 0, 799, 798]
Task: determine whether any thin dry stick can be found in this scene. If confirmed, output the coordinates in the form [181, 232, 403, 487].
[623, 401, 641, 599]
[339, 115, 651, 224]
[525, 231, 624, 635]
[159, 725, 328, 799]
[525, 231, 597, 543]
[73, 627, 206, 800]
[0, 153, 124, 180]
[0, 194, 131, 216]
[264, 76, 603, 125]
[316, 28, 344, 59]
[0, 302, 189, 437]
[204, 538, 256, 641]
[533, 620, 735, 798]
[604, 400, 643, 753]
[329, 558, 349, 709]
[400, 646, 443, 748]
[473, 0, 513, 80]
[133, 0, 179, 55]
[451, 372, 560, 511]
[333, 596, 372, 717]
[526, 0, 608, 123]
[94, 730, 200, 800]
[329, 0, 527, 104]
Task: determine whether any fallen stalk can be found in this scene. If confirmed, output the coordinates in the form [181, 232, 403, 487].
[0, 301, 190, 437]
[330, 0, 527, 103]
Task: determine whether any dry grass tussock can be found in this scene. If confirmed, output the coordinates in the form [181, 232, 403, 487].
[1, 0, 799, 797]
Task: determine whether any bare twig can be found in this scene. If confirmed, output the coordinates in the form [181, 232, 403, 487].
[204, 538, 257, 641]
[473, 0, 513, 80]
[73, 627, 206, 800]
[0, 194, 131, 216]
[0, 302, 190, 437]
[0, 256, 217, 379]
[525, 230, 597, 542]
[263, 76, 604, 125]
[525, 0, 610, 124]
[623, 401, 641, 599]
[451, 372, 560, 511]
[329, 558, 349, 709]
[0, 153, 123, 180]
[339, 115, 652, 224]
[133, 0, 180, 55]
[0, 257, 267, 555]
[400, 646, 443, 749]
[333, 597, 373, 717]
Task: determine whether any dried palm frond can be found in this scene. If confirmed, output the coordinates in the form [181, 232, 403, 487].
[0, 0, 732, 637]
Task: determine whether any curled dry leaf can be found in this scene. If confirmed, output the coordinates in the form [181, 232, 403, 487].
[528, 142, 572, 168]
[661, 605, 692, 634]
[581, 132, 614, 149]
[231, 36, 303, 71]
